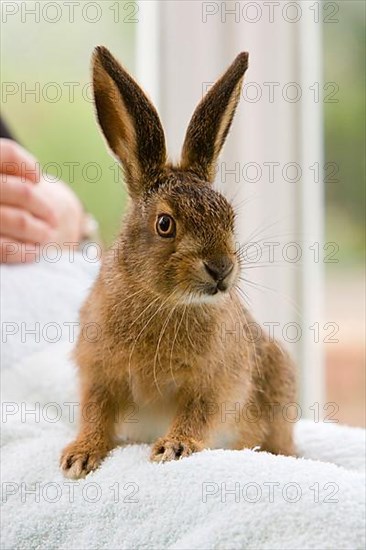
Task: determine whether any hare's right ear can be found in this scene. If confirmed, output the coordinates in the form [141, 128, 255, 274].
[92, 46, 166, 197]
[180, 53, 248, 183]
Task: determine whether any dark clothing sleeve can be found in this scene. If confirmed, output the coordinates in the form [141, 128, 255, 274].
[0, 117, 16, 140]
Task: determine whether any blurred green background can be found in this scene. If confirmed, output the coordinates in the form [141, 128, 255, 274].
[324, 1, 365, 268]
[1, 1, 134, 243]
[1, 1, 365, 261]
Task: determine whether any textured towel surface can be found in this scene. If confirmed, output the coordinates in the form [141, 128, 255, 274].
[1, 254, 99, 370]
[1, 258, 365, 550]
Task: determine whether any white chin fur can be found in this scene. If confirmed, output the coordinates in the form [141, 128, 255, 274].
[180, 290, 230, 306]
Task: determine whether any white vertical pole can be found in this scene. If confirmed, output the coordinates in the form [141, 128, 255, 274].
[298, 10, 325, 412]
[136, 0, 161, 109]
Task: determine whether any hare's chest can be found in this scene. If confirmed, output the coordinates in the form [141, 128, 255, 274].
[116, 405, 174, 444]
[117, 356, 190, 442]
[116, 375, 179, 444]
[129, 357, 189, 409]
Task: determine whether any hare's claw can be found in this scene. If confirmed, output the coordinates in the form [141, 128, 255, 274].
[60, 439, 109, 479]
[150, 436, 203, 463]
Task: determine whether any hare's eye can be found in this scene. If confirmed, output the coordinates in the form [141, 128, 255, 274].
[156, 214, 176, 238]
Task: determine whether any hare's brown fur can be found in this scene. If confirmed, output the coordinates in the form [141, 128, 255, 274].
[61, 47, 296, 479]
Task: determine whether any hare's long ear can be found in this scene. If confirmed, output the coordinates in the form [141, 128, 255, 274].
[180, 52, 248, 183]
[92, 46, 166, 197]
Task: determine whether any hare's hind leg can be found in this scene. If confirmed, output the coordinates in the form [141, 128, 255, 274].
[236, 396, 296, 456]
[260, 411, 296, 456]
[260, 343, 297, 456]
[250, 341, 297, 457]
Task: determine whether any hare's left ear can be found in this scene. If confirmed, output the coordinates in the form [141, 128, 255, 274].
[92, 46, 166, 197]
[180, 52, 248, 183]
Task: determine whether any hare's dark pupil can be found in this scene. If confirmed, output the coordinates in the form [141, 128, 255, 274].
[159, 216, 170, 232]
[156, 214, 175, 237]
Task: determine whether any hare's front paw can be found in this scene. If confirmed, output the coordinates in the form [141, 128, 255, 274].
[150, 436, 203, 463]
[60, 439, 109, 479]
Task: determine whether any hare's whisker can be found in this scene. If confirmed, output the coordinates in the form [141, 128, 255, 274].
[169, 289, 190, 387]
[128, 289, 178, 391]
[153, 298, 179, 397]
[238, 276, 302, 320]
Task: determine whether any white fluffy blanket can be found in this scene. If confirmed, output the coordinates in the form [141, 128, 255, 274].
[1, 257, 365, 550]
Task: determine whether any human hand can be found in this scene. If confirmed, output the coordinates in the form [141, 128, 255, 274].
[0, 139, 83, 263]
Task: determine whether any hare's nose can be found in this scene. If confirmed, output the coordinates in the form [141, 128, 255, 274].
[204, 258, 234, 282]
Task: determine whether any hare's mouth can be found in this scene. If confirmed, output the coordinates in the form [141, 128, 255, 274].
[207, 278, 232, 294]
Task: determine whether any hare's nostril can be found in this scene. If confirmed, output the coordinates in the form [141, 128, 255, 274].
[204, 258, 234, 282]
